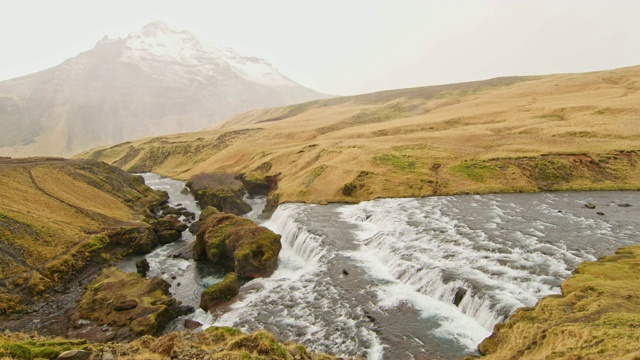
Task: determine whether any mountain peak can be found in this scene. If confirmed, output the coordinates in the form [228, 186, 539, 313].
[139, 20, 180, 36]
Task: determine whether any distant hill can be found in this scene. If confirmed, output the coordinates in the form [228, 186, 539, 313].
[0, 21, 327, 157]
[78, 65, 640, 204]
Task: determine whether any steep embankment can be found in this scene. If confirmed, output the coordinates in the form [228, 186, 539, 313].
[0, 157, 166, 333]
[475, 244, 640, 360]
[77, 65, 640, 205]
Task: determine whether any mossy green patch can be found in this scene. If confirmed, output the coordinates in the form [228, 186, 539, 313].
[0, 338, 87, 360]
[200, 273, 240, 312]
[302, 165, 328, 188]
[317, 102, 405, 134]
[374, 153, 418, 172]
[450, 161, 497, 182]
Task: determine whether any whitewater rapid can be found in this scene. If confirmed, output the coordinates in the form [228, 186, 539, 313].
[135, 174, 640, 359]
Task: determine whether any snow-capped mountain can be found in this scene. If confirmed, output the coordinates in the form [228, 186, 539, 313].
[0, 21, 327, 157]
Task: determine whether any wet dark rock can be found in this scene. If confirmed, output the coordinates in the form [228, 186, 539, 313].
[454, 288, 468, 307]
[364, 312, 376, 323]
[585, 203, 596, 209]
[184, 319, 202, 330]
[618, 203, 632, 207]
[173, 304, 195, 317]
[114, 299, 138, 311]
[182, 210, 196, 220]
[597, 212, 605, 216]
[168, 243, 194, 260]
[342, 269, 349, 276]
[153, 215, 188, 233]
[157, 230, 181, 245]
[135, 258, 150, 277]
[56, 349, 92, 360]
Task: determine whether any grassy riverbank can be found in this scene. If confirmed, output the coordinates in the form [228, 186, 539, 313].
[475, 244, 640, 359]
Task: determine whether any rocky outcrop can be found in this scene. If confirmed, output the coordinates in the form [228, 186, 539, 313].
[192, 213, 282, 279]
[159, 204, 196, 221]
[69, 267, 192, 342]
[193, 188, 252, 215]
[106, 225, 158, 254]
[188, 206, 220, 234]
[151, 214, 188, 245]
[238, 167, 279, 196]
[476, 244, 640, 359]
[187, 172, 252, 215]
[199, 272, 240, 312]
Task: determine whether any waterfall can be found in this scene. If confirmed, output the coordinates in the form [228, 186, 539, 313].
[262, 203, 327, 266]
[339, 194, 627, 332]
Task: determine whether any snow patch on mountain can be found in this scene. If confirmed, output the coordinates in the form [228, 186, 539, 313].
[120, 21, 298, 87]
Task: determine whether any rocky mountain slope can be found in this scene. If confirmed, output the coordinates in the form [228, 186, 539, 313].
[78, 65, 640, 206]
[0, 21, 326, 157]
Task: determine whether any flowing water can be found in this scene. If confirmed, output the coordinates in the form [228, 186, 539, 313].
[129, 174, 640, 359]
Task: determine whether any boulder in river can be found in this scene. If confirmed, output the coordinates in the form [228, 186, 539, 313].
[192, 213, 282, 279]
[187, 173, 252, 215]
[135, 258, 150, 277]
[188, 206, 220, 234]
[200, 272, 240, 311]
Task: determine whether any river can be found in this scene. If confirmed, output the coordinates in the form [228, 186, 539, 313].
[125, 173, 640, 359]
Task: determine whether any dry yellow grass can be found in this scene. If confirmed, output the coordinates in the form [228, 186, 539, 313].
[0, 158, 164, 315]
[78, 66, 640, 204]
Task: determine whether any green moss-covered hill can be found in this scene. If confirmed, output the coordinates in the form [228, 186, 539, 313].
[0, 157, 166, 331]
[77, 65, 640, 205]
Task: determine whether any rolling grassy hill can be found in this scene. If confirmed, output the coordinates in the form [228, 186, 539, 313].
[78, 65, 640, 205]
[0, 158, 165, 322]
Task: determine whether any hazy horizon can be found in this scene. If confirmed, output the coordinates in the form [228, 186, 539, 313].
[2, 0, 640, 96]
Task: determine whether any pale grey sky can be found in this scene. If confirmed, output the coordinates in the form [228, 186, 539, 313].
[1, 0, 639, 95]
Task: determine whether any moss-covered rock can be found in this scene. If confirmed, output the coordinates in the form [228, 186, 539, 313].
[152, 215, 188, 233]
[476, 244, 640, 359]
[200, 272, 240, 311]
[238, 170, 279, 196]
[193, 213, 282, 279]
[107, 224, 158, 254]
[188, 206, 221, 234]
[73, 267, 178, 341]
[188, 172, 252, 215]
[194, 188, 252, 215]
[0, 333, 88, 360]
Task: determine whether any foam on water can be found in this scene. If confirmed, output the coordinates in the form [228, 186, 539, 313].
[338, 192, 640, 339]
[201, 203, 382, 358]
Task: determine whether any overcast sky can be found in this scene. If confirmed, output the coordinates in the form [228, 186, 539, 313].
[1, 0, 639, 95]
